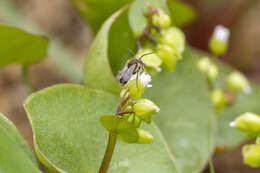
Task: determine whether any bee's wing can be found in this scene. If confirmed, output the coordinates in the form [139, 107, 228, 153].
[116, 65, 136, 84]
[116, 66, 128, 81]
[121, 65, 136, 81]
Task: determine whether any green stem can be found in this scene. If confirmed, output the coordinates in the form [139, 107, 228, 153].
[21, 65, 35, 92]
[98, 133, 117, 173]
[99, 95, 130, 173]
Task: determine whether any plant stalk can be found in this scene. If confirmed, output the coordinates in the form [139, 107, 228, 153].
[21, 65, 35, 92]
[98, 132, 117, 173]
[99, 95, 130, 173]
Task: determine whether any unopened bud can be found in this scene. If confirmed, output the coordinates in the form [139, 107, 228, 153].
[124, 72, 152, 100]
[206, 64, 219, 83]
[136, 49, 162, 72]
[137, 129, 154, 144]
[133, 99, 159, 124]
[242, 144, 260, 167]
[211, 89, 226, 112]
[256, 136, 260, 145]
[152, 9, 171, 29]
[197, 57, 211, 73]
[158, 27, 185, 54]
[227, 72, 250, 93]
[156, 44, 180, 71]
[230, 112, 260, 137]
[209, 25, 230, 55]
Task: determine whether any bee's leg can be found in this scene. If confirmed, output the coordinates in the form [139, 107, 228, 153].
[141, 65, 145, 73]
[136, 70, 139, 90]
[136, 65, 143, 90]
[132, 62, 139, 74]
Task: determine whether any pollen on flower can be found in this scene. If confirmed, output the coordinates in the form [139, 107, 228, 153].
[213, 25, 230, 42]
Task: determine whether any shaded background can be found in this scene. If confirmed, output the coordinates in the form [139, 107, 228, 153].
[0, 0, 260, 172]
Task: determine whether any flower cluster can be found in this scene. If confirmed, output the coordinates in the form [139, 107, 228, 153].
[101, 71, 159, 144]
[100, 7, 186, 144]
[137, 7, 185, 73]
[197, 26, 251, 113]
[230, 112, 260, 167]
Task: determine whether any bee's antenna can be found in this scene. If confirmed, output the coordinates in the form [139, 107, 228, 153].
[127, 48, 135, 56]
[138, 51, 154, 60]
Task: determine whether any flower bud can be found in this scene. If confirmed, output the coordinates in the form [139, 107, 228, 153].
[206, 64, 219, 83]
[127, 114, 134, 123]
[209, 25, 230, 55]
[256, 136, 260, 145]
[152, 9, 171, 29]
[124, 79, 145, 100]
[158, 27, 185, 54]
[136, 129, 154, 144]
[136, 49, 162, 72]
[230, 112, 260, 137]
[134, 115, 142, 128]
[124, 72, 152, 100]
[156, 44, 180, 71]
[211, 89, 226, 112]
[120, 89, 129, 99]
[227, 72, 250, 93]
[242, 144, 260, 167]
[126, 114, 141, 127]
[133, 99, 160, 124]
[197, 57, 211, 73]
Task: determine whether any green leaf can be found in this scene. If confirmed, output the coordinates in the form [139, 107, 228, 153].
[100, 115, 138, 143]
[145, 50, 216, 173]
[167, 0, 196, 27]
[128, 0, 170, 36]
[25, 84, 180, 173]
[0, 113, 42, 172]
[71, 0, 133, 32]
[0, 24, 48, 67]
[84, 8, 125, 94]
[116, 119, 138, 143]
[100, 115, 120, 132]
[84, 6, 137, 94]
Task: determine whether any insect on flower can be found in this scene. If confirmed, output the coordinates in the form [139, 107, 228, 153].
[116, 51, 154, 87]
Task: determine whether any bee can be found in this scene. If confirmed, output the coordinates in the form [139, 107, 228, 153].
[116, 52, 153, 87]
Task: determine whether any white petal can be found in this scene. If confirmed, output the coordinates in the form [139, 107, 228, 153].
[229, 121, 236, 127]
[243, 85, 252, 94]
[213, 25, 230, 42]
[152, 105, 160, 112]
[139, 72, 152, 86]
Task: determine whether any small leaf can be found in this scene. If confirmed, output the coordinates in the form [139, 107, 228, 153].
[0, 24, 48, 67]
[117, 119, 138, 143]
[0, 113, 42, 172]
[100, 115, 120, 132]
[167, 0, 196, 27]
